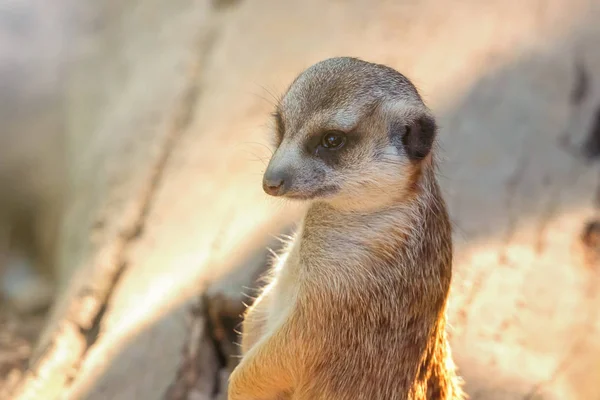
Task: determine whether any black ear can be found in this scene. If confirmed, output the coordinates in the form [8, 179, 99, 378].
[390, 114, 436, 161]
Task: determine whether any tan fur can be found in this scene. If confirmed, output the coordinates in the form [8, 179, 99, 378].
[229, 57, 465, 400]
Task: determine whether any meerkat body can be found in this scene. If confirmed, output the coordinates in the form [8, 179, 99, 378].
[229, 57, 464, 400]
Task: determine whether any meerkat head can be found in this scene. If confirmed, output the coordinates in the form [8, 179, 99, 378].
[263, 57, 437, 210]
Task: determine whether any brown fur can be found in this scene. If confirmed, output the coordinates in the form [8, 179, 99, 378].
[229, 57, 465, 400]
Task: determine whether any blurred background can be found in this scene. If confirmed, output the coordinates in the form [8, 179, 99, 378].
[0, 0, 599, 399]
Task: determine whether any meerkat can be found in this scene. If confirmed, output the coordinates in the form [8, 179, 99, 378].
[228, 57, 465, 400]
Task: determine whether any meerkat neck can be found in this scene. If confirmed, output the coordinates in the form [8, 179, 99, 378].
[298, 165, 452, 313]
[303, 164, 442, 247]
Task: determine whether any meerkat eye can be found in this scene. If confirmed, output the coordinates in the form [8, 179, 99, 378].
[320, 131, 346, 149]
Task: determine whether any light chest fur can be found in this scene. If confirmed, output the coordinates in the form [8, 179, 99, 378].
[262, 202, 412, 336]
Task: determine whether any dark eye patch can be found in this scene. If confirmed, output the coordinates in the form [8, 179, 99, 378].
[305, 129, 360, 166]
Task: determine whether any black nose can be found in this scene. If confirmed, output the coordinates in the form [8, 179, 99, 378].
[263, 176, 285, 196]
[263, 169, 292, 196]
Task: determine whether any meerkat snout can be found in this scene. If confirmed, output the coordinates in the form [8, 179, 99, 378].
[262, 57, 437, 208]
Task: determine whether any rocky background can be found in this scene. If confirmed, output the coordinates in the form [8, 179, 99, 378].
[0, 0, 600, 399]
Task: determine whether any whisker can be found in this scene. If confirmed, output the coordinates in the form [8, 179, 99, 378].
[257, 83, 283, 107]
[248, 83, 283, 110]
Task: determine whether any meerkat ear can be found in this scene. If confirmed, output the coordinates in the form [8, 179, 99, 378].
[392, 114, 436, 161]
